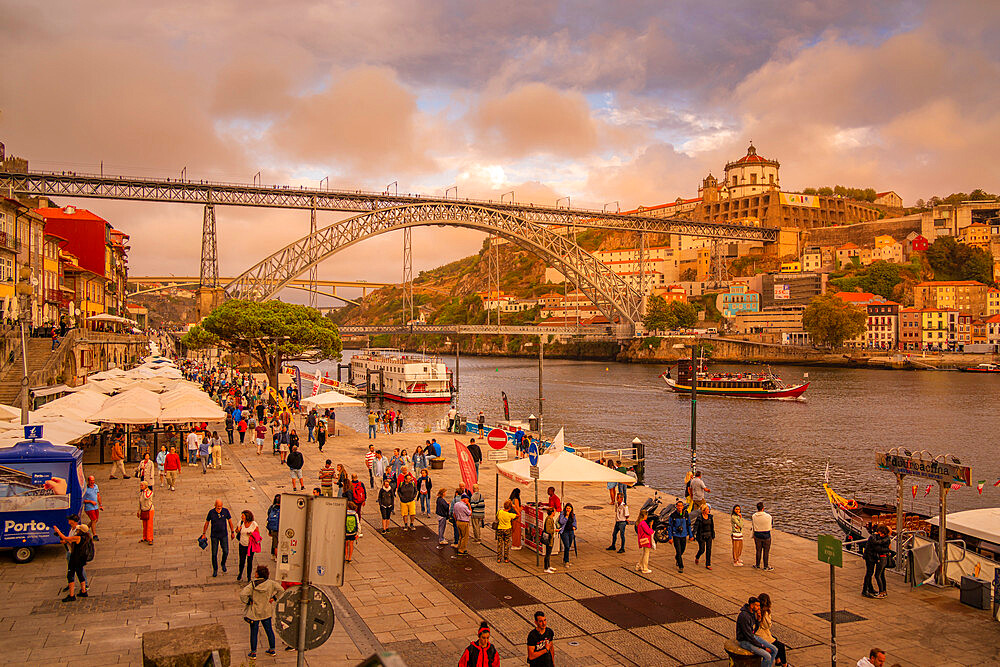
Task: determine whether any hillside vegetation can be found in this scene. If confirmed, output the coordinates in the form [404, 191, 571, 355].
[330, 229, 672, 326]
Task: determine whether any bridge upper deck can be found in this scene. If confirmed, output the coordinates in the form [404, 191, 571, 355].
[1, 170, 776, 242]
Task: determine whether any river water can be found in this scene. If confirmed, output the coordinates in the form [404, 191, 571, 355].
[297, 351, 1000, 539]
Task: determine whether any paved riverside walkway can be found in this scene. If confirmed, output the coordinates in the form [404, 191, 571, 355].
[2, 420, 999, 666]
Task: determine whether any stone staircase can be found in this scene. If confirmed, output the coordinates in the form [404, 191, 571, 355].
[0, 338, 64, 406]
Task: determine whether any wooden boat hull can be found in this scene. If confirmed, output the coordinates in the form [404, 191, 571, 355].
[663, 376, 809, 399]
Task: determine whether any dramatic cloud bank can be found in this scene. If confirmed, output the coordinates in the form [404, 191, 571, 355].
[1, 0, 997, 290]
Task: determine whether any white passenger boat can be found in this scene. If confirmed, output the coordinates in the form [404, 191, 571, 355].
[350, 349, 453, 403]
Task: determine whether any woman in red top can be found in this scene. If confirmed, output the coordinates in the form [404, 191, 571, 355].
[546, 487, 561, 512]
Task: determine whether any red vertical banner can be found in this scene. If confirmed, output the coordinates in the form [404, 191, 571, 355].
[455, 439, 478, 487]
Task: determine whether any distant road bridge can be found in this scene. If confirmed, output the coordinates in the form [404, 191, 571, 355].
[338, 324, 613, 337]
[127, 276, 392, 304]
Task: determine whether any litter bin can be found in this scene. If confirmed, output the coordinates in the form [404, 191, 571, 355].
[430, 457, 445, 470]
[528, 415, 539, 432]
[456, 420, 467, 435]
[960, 575, 991, 610]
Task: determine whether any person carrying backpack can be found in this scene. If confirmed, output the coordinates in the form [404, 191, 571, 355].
[345, 501, 359, 563]
[350, 474, 367, 537]
[54, 518, 92, 602]
[266, 495, 281, 559]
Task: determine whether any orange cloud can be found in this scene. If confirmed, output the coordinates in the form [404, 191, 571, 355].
[269, 67, 434, 175]
[472, 83, 600, 158]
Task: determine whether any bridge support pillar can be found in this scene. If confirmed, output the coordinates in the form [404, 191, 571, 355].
[196, 287, 224, 320]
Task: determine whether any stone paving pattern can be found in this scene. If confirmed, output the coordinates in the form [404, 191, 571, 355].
[2, 414, 1000, 665]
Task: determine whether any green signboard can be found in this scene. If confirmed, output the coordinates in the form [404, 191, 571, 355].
[818, 534, 843, 568]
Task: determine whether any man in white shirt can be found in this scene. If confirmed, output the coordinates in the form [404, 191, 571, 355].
[186, 430, 200, 466]
[447, 406, 457, 432]
[856, 648, 885, 667]
[689, 471, 709, 512]
[607, 493, 629, 553]
[750, 501, 774, 571]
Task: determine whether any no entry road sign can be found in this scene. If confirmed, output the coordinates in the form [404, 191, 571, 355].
[487, 428, 508, 450]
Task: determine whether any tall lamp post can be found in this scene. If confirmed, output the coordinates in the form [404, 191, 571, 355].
[15, 265, 33, 425]
[673, 343, 697, 474]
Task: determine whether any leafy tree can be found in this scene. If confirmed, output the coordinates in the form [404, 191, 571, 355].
[925, 236, 994, 284]
[200, 300, 342, 387]
[861, 261, 903, 299]
[643, 295, 672, 331]
[181, 325, 220, 351]
[802, 294, 867, 348]
[669, 300, 698, 328]
[643, 297, 699, 331]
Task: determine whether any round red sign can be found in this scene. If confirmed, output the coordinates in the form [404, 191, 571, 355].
[487, 428, 508, 450]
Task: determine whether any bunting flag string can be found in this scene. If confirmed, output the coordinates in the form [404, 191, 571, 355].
[950, 483, 963, 491]
[994, 479, 1000, 487]
[911, 485, 918, 498]
[977, 480, 986, 495]
[924, 484, 933, 497]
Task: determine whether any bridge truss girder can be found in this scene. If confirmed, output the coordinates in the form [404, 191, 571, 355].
[224, 203, 645, 330]
[0, 171, 776, 242]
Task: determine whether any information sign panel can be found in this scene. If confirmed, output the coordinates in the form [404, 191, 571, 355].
[818, 534, 843, 568]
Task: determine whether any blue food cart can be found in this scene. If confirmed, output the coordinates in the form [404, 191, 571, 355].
[0, 436, 85, 563]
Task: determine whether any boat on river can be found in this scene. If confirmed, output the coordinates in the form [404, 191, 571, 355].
[960, 363, 1000, 373]
[349, 348, 453, 403]
[660, 359, 809, 399]
[823, 482, 1000, 563]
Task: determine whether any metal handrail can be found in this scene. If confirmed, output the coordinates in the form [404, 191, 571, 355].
[944, 538, 968, 566]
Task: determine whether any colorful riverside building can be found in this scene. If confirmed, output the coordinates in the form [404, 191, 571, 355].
[899, 308, 921, 350]
[987, 288, 1000, 316]
[913, 280, 988, 318]
[920, 308, 959, 350]
[833, 292, 899, 348]
[33, 205, 130, 327]
[716, 282, 759, 319]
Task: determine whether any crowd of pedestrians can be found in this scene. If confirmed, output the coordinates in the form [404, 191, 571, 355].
[61, 357, 907, 665]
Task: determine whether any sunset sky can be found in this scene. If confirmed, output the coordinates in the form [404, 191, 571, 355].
[2, 1, 998, 296]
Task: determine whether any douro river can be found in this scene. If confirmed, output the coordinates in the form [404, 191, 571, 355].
[301, 351, 999, 538]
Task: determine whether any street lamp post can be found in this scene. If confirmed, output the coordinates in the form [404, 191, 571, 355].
[674, 343, 697, 473]
[16, 265, 32, 425]
[688, 344, 697, 474]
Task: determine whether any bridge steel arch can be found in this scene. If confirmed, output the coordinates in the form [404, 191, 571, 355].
[225, 203, 644, 332]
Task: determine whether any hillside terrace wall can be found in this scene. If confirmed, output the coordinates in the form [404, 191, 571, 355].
[804, 215, 924, 249]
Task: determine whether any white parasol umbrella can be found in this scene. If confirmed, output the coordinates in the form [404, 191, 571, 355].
[0, 417, 100, 445]
[32, 390, 109, 420]
[300, 390, 364, 409]
[496, 449, 636, 485]
[88, 387, 162, 424]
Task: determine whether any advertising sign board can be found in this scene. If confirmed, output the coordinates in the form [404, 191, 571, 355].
[876, 453, 971, 485]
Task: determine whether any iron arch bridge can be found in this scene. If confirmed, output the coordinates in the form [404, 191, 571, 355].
[225, 202, 644, 331]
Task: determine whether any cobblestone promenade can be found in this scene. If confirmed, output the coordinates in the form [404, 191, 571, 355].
[2, 418, 998, 666]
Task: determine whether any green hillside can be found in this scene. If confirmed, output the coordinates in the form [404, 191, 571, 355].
[330, 230, 673, 326]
